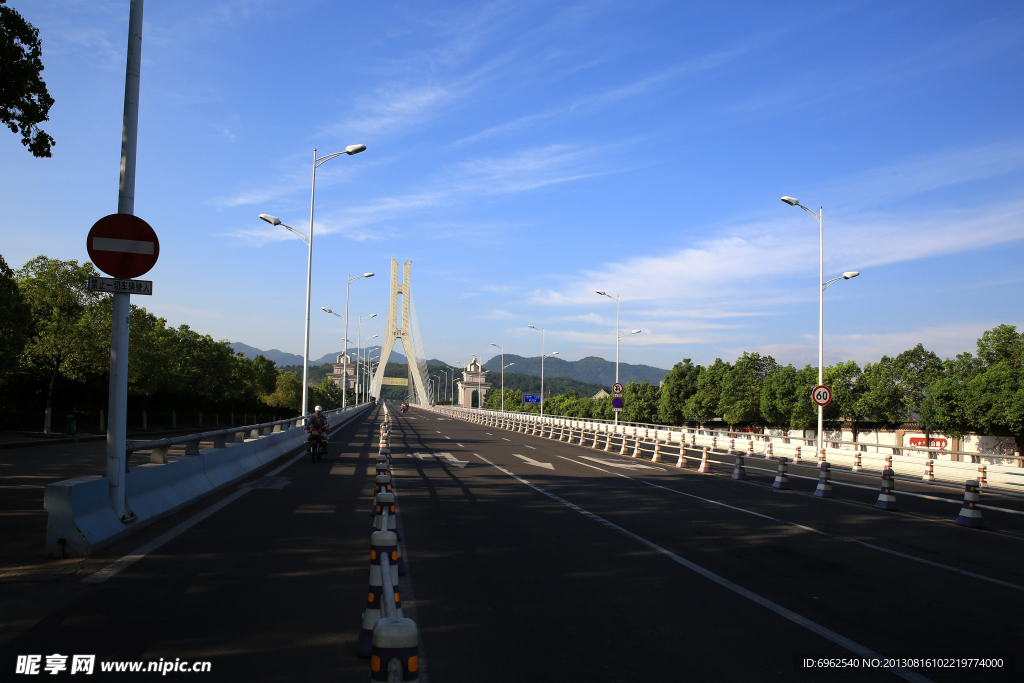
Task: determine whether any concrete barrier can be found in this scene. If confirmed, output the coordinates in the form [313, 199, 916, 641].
[44, 404, 371, 558]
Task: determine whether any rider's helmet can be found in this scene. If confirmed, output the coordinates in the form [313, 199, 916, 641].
[314, 405, 323, 412]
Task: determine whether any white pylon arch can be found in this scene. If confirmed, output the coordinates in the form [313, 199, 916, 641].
[370, 259, 432, 404]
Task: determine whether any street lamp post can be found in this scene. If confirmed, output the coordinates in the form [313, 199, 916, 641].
[527, 326, 558, 417]
[781, 196, 860, 458]
[597, 291, 641, 425]
[361, 331, 379, 403]
[490, 343, 505, 412]
[453, 362, 463, 406]
[259, 143, 365, 419]
[343, 273, 374, 411]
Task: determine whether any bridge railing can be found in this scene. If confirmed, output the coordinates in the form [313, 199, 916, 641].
[431, 406, 1024, 495]
[125, 406, 350, 469]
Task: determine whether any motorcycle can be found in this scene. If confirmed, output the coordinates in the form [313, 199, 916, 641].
[307, 425, 328, 462]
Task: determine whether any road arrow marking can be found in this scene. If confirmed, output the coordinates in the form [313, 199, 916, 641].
[579, 455, 665, 472]
[513, 454, 554, 470]
[436, 452, 469, 468]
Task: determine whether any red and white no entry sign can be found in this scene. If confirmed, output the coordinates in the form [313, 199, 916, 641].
[87, 214, 159, 279]
[811, 385, 832, 407]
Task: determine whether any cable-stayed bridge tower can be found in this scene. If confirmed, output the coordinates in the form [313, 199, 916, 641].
[371, 259, 433, 404]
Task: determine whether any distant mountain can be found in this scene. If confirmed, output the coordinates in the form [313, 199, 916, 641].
[482, 354, 668, 386]
[231, 342, 407, 367]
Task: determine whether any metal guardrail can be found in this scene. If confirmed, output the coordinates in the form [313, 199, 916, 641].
[124, 405, 363, 470]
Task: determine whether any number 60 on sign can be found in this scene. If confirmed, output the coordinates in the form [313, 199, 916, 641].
[811, 385, 832, 407]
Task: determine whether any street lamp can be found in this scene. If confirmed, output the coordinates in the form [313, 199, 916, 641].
[781, 196, 861, 457]
[259, 143, 365, 418]
[596, 291, 642, 425]
[453, 362, 463, 405]
[491, 343, 505, 412]
[361, 331, 379, 403]
[343, 273, 374, 411]
[527, 326, 558, 417]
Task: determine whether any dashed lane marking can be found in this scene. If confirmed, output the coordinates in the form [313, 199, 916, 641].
[501, 438, 510, 442]
[473, 452, 932, 683]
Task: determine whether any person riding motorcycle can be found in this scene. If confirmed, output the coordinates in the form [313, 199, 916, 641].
[306, 405, 329, 460]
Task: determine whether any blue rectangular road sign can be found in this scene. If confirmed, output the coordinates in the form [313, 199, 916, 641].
[524, 393, 541, 404]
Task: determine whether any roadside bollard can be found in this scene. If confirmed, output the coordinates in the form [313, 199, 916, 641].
[793, 445, 801, 464]
[370, 617, 419, 682]
[814, 462, 834, 498]
[559, 426, 567, 442]
[604, 432, 613, 451]
[676, 444, 688, 468]
[698, 447, 712, 473]
[766, 442, 774, 460]
[632, 437, 642, 458]
[954, 480, 984, 528]
[375, 492, 399, 537]
[772, 458, 791, 490]
[747, 440, 754, 457]
[852, 451, 862, 471]
[376, 462, 391, 478]
[375, 474, 392, 495]
[591, 431, 600, 449]
[874, 469, 899, 510]
[978, 465, 987, 488]
[712, 436, 717, 451]
[619, 434, 628, 455]
[358, 531, 403, 657]
[731, 453, 746, 480]
[578, 430, 587, 446]
[885, 454, 893, 471]
[728, 438, 735, 455]
[922, 459, 934, 482]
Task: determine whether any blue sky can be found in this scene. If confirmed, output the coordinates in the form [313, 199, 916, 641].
[3, 0, 1023, 371]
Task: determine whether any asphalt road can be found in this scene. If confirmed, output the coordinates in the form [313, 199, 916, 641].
[2, 403, 1022, 682]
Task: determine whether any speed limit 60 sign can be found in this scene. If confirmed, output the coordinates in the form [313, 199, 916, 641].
[811, 385, 832, 407]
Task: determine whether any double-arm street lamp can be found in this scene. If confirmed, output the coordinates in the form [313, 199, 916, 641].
[490, 343, 506, 412]
[527, 326, 558, 417]
[361, 330, 379, 403]
[781, 196, 860, 457]
[259, 143, 365, 417]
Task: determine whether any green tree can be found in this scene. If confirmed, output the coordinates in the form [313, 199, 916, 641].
[858, 355, 903, 423]
[657, 359, 700, 425]
[789, 365, 820, 431]
[822, 360, 864, 421]
[0, 254, 31, 376]
[760, 364, 798, 427]
[719, 352, 778, 428]
[622, 380, 659, 424]
[310, 376, 343, 410]
[684, 359, 729, 425]
[263, 371, 302, 412]
[958, 326, 1024, 454]
[1, 0, 55, 156]
[17, 256, 106, 431]
[918, 352, 982, 440]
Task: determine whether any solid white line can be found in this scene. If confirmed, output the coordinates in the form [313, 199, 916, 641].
[472, 452, 931, 683]
[501, 438, 510, 441]
[457, 443, 464, 447]
[557, 456, 1024, 593]
[525, 445, 535, 449]
[445, 436, 451, 439]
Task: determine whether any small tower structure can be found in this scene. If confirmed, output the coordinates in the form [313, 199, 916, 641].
[457, 358, 492, 408]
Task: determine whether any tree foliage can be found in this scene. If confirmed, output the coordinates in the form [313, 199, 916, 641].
[0, 254, 31, 376]
[1, 1, 55, 157]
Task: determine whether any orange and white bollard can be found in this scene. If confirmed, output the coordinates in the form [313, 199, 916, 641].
[922, 459, 935, 482]
[731, 453, 747, 480]
[652, 440, 662, 463]
[698, 446, 712, 473]
[772, 458, 791, 490]
[813, 462, 833, 498]
[874, 469, 899, 511]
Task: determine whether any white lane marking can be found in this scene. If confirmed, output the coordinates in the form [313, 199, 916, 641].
[561, 457, 1024, 593]
[412, 452, 468, 468]
[501, 438, 510, 442]
[579, 455, 665, 472]
[513, 454, 554, 470]
[456, 443, 464, 447]
[485, 433, 493, 435]
[524, 445, 536, 449]
[445, 436, 451, 439]
[472, 452, 931, 683]
[436, 431, 442, 433]
[85, 448, 309, 584]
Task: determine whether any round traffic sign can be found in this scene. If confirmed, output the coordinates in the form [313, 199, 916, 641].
[611, 397, 624, 409]
[87, 214, 159, 279]
[811, 385, 832, 407]
[612, 383, 623, 394]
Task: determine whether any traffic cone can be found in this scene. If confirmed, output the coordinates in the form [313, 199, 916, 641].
[369, 617, 419, 681]
[731, 453, 747, 480]
[772, 458, 791, 490]
[698, 447, 712, 473]
[874, 469, 899, 510]
[358, 530, 403, 657]
[954, 480, 984, 528]
[813, 462, 833, 498]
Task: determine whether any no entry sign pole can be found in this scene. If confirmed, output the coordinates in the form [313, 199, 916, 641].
[106, 0, 144, 520]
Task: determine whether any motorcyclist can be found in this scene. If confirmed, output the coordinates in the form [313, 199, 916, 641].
[306, 405, 330, 437]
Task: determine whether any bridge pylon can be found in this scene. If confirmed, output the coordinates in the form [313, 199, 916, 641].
[371, 259, 432, 404]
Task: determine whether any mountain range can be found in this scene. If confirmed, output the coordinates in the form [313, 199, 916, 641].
[230, 343, 407, 367]
[481, 354, 669, 386]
